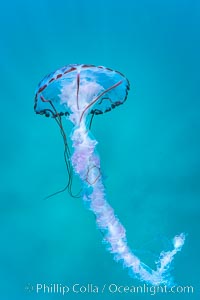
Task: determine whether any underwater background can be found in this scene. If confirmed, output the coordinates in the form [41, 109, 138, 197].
[0, 0, 200, 299]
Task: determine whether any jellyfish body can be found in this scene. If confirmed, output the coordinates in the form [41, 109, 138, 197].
[34, 64, 185, 285]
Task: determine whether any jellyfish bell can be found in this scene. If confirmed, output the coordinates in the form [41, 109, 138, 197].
[34, 64, 185, 286]
[34, 64, 129, 198]
[34, 64, 130, 125]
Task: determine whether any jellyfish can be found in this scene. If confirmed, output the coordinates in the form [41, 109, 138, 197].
[34, 64, 185, 286]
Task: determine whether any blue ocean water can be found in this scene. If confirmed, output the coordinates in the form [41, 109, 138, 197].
[0, 0, 199, 299]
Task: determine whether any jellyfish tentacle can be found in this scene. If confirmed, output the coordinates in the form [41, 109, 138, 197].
[40, 97, 81, 199]
[43, 184, 69, 200]
[98, 97, 114, 105]
[86, 165, 101, 185]
[88, 112, 95, 130]
[79, 80, 123, 123]
[76, 72, 80, 110]
[57, 117, 82, 198]
[70, 123, 185, 286]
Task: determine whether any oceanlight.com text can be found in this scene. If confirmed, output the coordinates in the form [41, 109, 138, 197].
[25, 283, 194, 296]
